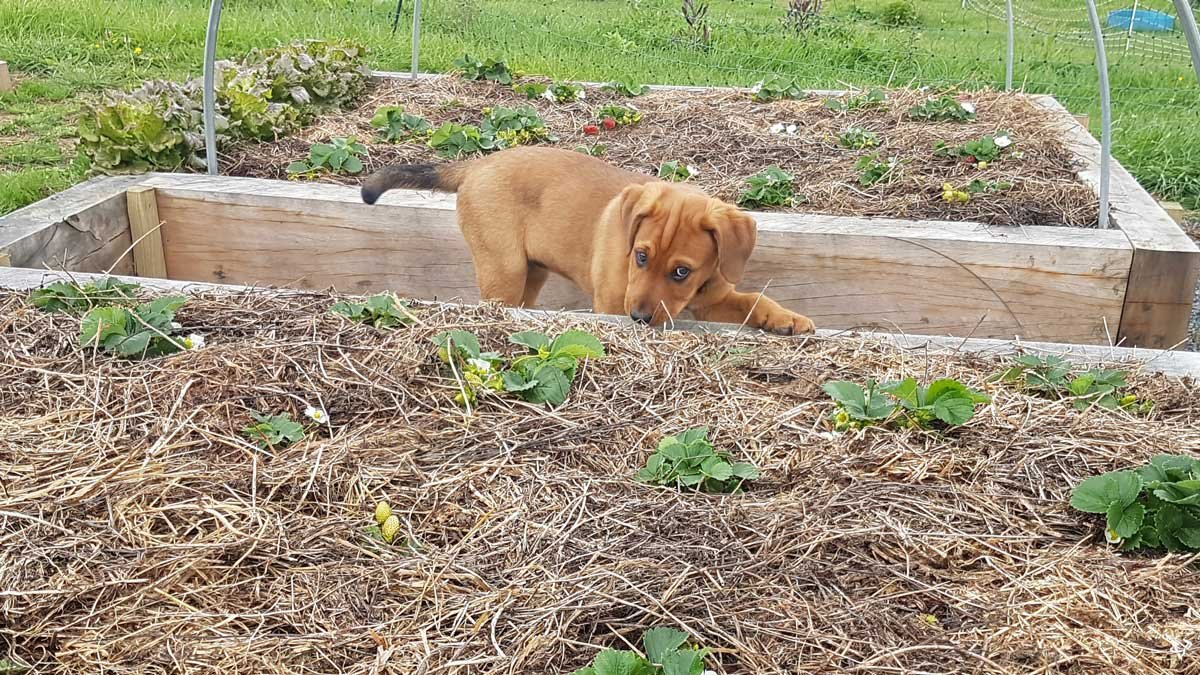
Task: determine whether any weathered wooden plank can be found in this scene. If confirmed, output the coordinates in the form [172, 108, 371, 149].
[4, 266, 1199, 377]
[0, 175, 142, 275]
[1032, 95, 1200, 349]
[125, 186, 168, 278]
[0, 61, 11, 92]
[144, 174, 1131, 344]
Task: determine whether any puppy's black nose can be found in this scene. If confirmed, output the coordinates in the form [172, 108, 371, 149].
[630, 309, 653, 325]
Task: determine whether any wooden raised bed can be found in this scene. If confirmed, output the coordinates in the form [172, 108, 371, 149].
[0, 80, 1196, 348]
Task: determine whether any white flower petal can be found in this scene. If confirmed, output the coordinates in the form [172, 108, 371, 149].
[577, 88, 586, 100]
[304, 405, 329, 424]
[752, 80, 764, 93]
[786, 124, 798, 135]
[1104, 528, 1122, 544]
[467, 358, 492, 373]
[994, 135, 1012, 148]
[686, 165, 699, 177]
[185, 333, 205, 349]
[960, 101, 976, 114]
[769, 122, 784, 134]
[541, 88, 555, 102]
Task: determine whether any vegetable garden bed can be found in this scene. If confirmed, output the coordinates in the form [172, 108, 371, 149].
[1, 269, 1199, 674]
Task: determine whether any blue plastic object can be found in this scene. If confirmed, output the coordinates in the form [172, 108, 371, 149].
[1107, 8, 1176, 32]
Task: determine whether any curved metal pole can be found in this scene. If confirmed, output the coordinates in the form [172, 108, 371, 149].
[1174, 0, 1200, 85]
[203, 0, 224, 176]
[1005, 0, 1014, 90]
[410, 0, 422, 79]
[1085, 0, 1112, 230]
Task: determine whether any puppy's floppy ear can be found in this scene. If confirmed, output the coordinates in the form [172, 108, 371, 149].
[618, 184, 654, 253]
[705, 204, 757, 284]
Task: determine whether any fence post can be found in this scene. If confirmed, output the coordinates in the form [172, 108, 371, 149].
[1084, 0, 1112, 230]
[1005, 0, 1014, 90]
[1174, 0, 1200, 86]
[411, 0, 423, 79]
[203, 0, 224, 176]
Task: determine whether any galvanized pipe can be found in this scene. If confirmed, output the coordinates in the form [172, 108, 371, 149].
[203, 0, 224, 175]
[1005, 0, 1014, 90]
[1174, 0, 1200, 85]
[411, 0, 422, 79]
[1085, 0, 1112, 230]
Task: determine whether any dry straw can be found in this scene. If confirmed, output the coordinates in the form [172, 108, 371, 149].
[227, 77, 1099, 228]
[1, 288, 1198, 673]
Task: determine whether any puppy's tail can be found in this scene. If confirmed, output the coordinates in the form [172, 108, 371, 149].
[360, 162, 468, 204]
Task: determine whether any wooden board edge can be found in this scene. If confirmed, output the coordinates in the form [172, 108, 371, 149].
[126, 186, 168, 278]
[0, 175, 146, 250]
[0, 61, 12, 93]
[3, 266, 1197, 377]
[1117, 247, 1200, 349]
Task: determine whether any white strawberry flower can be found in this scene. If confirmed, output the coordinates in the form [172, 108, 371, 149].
[686, 165, 700, 177]
[1104, 527, 1122, 545]
[994, 134, 1012, 148]
[960, 101, 977, 114]
[786, 123, 798, 135]
[467, 358, 492, 373]
[751, 80, 764, 93]
[304, 405, 329, 424]
[182, 333, 205, 349]
[577, 88, 586, 100]
[541, 88, 556, 103]
[769, 122, 785, 134]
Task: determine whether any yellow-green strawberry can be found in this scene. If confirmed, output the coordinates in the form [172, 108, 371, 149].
[381, 515, 401, 543]
[374, 501, 392, 525]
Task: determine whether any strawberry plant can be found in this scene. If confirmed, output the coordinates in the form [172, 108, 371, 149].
[908, 96, 976, 122]
[330, 294, 416, 329]
[513, 82, 548, 99]
[29, 277, 141, 314]
[739, 166, 801, 208]
[968, 178, 1014, 194]
[79, 296, 193, 358]
[427, 123, 499, 158]
[287, 137, 367, 177]
[1071, 455, 1200, 552]
[856, 154, 901, 186]
[453, 54, 513, 85]
[752, 75, 805, 102]
[596, 104, 643, 126]
[370, 106, 432, 142]
[825, 88, 886, 112]
[502, 330, 606, 406]
[482, 106, 554, 147]
[242, 411, 306, 449]
[575, 143, 607, 156]
[432, 330, 506, 408]
[636, 427, 759, 493]
[934, 131, 1013, 166]
[838, 126, 879, 149]
[545, 81, 585, 103]
[995, 355, 1153, 413]
[602, 80, 650, 97]
[657, 160, 699, 182]
[571, 627, 711, 675]
[941, 182, 971, 204]
[823, 377, 989, 431]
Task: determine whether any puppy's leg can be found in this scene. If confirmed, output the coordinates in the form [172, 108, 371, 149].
[692, 290, 815, 336]
[522, 265, 550, 308]
[472, 256, 529, 307]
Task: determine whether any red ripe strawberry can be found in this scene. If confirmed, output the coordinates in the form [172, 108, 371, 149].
[964, 156, 977, 164]
[602, 117, 617, 130]
[584, 124, 600, 135]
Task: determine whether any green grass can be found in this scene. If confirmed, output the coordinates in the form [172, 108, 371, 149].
[1, 0, 1198, 215]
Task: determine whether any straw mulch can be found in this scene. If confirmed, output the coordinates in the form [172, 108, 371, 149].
[2, 288, 1198, 674]
[224, 77, 1100, 227]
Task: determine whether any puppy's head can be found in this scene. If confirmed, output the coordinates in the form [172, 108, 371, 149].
[618, 181, 756, 326]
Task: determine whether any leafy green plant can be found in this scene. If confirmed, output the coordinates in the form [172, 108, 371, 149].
[370, 106, 433, 142]
[636, 427, 759, 493]
[825, 88, 886, 112]
[502, 330, 606, 406]
[856, 154, 901, 186]
[427, 123, 499, 158]
[934, 131, 1013, 165]
[657, 160, 699, 182]
[453, 54, 513, 84]
[546, 81, 585, 103]
[1070, 455, 1200, 552]
[838, 126, 879, 149]
[29, 277, 141, 314]
[513, 82, 549, 99]
[738, 166, 801, 208]
[597, 104, 643, 126]
[330, 294, 415, 329]
[908, 96, 976, 122]
[287, 137, 367, 176]
[995, 355, 1153, 413]
[752, 75, 805, 103]
[823, 377, 989, 431]
[880, 0, 919, 26]
[602, 80, 650, 97]
[432, 330, 505, 408]
[79, 296, 191, 358]
[482, 106, 554, 147]
[242, 411, 306, 449]
[571, 626, 712, 675]
[78, 80, 211, 173]
[575, 143, 608, 156]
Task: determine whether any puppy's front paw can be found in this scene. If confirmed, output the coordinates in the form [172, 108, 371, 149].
[756, 307, 816, 336]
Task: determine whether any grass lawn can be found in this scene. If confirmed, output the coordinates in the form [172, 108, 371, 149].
[1, 0, 1198, 215]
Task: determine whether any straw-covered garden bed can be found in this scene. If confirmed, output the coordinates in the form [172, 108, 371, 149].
[2, 286, 1198, 674]
[225, 75, 1100, 228]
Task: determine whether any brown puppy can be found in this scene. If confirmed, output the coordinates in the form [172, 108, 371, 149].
[361, 146, 814, 334]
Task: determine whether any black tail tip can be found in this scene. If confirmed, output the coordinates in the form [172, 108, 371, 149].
[361, 184, 381, 205]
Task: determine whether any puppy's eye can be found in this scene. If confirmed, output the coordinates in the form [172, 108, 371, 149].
[635, 250, 649, 267]
[671, 266, 691, 281]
